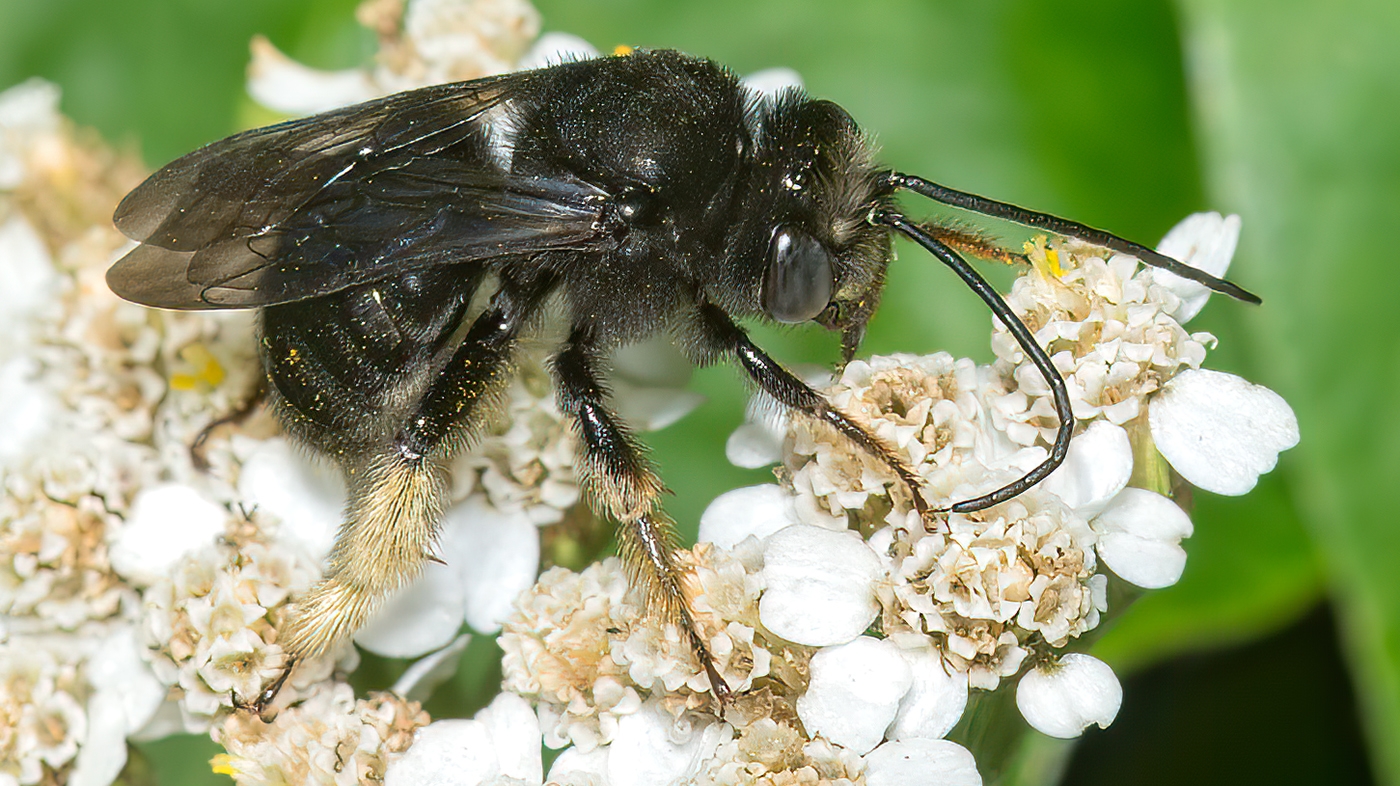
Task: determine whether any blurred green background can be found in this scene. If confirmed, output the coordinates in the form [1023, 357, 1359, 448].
[2, 0, 1396, 784]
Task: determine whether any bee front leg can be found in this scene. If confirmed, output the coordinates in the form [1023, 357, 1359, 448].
[695, 304, 935, 524]
[551, 328, 732, 706]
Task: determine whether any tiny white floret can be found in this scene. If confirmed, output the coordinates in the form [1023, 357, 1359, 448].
[742, 67, 804, 97]
[355, 560, 467, 659]
[237, 437, 346, 560]
[1149, 368, 1299, 495]
[797, 636, 913, 755]
[759, 525, 881, 646]
[440, 494, 541, 633]
[1016, 653, 1122, 739]
[519, 32, 600, 70]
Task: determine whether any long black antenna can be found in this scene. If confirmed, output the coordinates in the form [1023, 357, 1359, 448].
[886, 172, 1261, 305]
[876, 210, 1073, 513]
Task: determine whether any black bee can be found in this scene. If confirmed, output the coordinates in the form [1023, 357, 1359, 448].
[107, 48, 1256, 707]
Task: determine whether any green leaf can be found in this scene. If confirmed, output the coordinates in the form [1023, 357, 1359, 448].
[1175, 0, 1400, 782]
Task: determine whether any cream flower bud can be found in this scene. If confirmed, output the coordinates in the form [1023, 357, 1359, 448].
[1149, 368, 1299, 495]
[1016, 653, 1122, 739]
[797, 636, 913, 755]
[759, 524, 881, 646]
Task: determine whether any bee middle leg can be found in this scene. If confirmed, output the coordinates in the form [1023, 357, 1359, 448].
[695, 303, 934, 523]
[551, 327, 732, 704]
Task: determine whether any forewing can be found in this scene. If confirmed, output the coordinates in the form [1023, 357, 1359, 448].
[108, 71, 610, 309]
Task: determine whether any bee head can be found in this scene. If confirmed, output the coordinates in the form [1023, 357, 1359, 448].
[729, 91, 894, 362]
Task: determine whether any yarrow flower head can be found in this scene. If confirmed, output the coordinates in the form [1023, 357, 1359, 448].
[702, 211, 1298, 751]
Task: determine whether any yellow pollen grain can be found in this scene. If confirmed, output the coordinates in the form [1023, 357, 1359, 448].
[210, 754, 237, 776]
[614, 44, 635, 56]
[171, 343, 227, 390]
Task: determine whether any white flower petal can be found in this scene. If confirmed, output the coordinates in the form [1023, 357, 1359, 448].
[1093, 488, 1193, 588]
[393, 634, 472, 702]
[741, 67, 804, 97]
[610, 377, 705, 432]
[1040, 420, 1132, 520]
[889, 647, 969, 741]
[0, 216, 59, 334]
[387, 692, 541, 786]
[1149, 369, 1299, 495]
[607, 700, 726, 786]
[797, 636, 912, 755]
[108, 484, 227, 585]
[519, 32, 599, 70]
[609, 335, 695, 388]
[759, 525, 881, 646]
[1016, 653, 1122, 739]
[698, 484, 798, 549]
[547, 744, 610, 786]
[71, 688, 128, 786]
[725, 422, 784, 468]
[386, 719, 498, 786]
[237, 437, 345, 560]
[864, 738, 982, 786]
[440, 495, 540, 634]
[0, 357, 60, 465]
[477, 693, 544, 784]
[247, 35, 377, 115]
[355, 561, 466, 658]
[1152, 212, 1241, 323]
[71, 629, 164, 786]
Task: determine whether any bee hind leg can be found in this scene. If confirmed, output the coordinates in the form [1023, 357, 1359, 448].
[275, 284, 541, 681]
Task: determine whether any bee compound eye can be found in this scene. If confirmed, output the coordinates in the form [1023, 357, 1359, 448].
[763, 226, 834, 323]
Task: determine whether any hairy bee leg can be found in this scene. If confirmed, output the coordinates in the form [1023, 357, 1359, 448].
[696, 303, 935, 523]
[551, 330, 732, 706]
[279, 287, 539, 667]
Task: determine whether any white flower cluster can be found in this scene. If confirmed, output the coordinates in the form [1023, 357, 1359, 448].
[212, 683, 428, 786]
[498, 547, 776, 750]
[2, 2, 713, 784]
[137, 514, 341, 731]
[711, 215, 1298, 750]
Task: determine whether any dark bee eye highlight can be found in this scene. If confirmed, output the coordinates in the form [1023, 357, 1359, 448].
[763, 226, 834, 323]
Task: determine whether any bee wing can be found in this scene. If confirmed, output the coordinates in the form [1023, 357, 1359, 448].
[108, 73, 610, 309]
